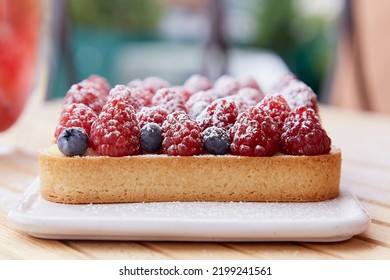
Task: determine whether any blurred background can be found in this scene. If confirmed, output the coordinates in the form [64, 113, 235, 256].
[50, 0, 341, 97]
[1, 0, 390, 132]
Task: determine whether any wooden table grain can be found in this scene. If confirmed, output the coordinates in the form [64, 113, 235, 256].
[1, 100, 389, 260]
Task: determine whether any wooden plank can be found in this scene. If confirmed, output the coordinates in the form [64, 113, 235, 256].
[224, 243, 337, 259]
[0, 152, 37, 194]
[0, 177, 35, 196]
[140, 242, 255, 260]
[301, 238, 390, 259]
[359, 223, 390, 248]
[342, 163, 390, 191]
[0, 213, 88, 259]
[321, 107, 390, 168]
[0, 151, 37, 172]
[64, 241, 170, 260]
[0, 188, 20, 214]
[360, 200, 390, 224]
[344, 182, 390, 208]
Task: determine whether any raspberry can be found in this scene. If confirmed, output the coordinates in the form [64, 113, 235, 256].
[54, 103, 97, 142]
[185, 90, 215, 113]
[137, 106, 169, 128]
[127, 79, 143, 88]
[213, 75, 240, 97]
[131, 87, 154, 107]
[84, 74, 111, 96]
[90, 97, 140, 157]
[196, 99, 238, 131]
[273, 76, 319, 112]
[237, 76, 262, 92]
[183, 74, 212, 93]
[63, 82, 107, 114]
[108, 85, 142, 112]
[230, 106, 279, 156]
[237, 87, 264, 104]
[258, 94, 291, 132]
[151, 88, 186, 113]
[143, 76, 171, 94]
[271, 73, 297, 93]
[171, 86, 192, 102]
[188, 100, 210, 119]
[222, 95, 255, 114]
[162, 111, 203, 156]
[281, 106, 331, 155]
[126, 79, 155, 107]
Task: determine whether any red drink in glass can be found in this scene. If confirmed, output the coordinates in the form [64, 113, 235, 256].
[0, 0, 41, 131]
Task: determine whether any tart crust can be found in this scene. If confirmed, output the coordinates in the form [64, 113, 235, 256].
[38, 147, 341, 204]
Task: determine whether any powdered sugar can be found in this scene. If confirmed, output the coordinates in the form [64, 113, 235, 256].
[108, 85, 143, 112]
[183, 74, 213, 93]
[277, 80, 318, 112]
[137, 106, 168, 128]
[185, 90, 215, 112]
[196, 99, 238, 130]
[63, 82, 107, 114]
[213, 75, 240, 97]
[152, 88, 186, 114]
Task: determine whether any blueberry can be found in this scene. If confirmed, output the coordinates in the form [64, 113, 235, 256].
[140, 123, 163, 153]
[202, 126, 230, 155]
[57, 127, 88, 156]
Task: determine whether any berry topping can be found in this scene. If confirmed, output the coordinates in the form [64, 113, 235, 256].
[258, 94, 291, 131]
[127, 79, 143, 88]
[137, 106, 169, 128]
[108, 85, 142, 112]
[54, 103, 97, 142]
[142, 76, 171, 94]
[171, 86, 192, 102]
[63, 82, 107, 114]
[84, 74, 111, 95]
[185, 90, 215, 113]
[140, 123, 163, 153]
[57, 127, 89, 156]
[237, 76, 262, 92]
[230, 106, 279, 156]
[130, 86, 154, 107]
[152, 88, 187, 113]
[188, 100, 209, 119]
[237, 87, 264, 103]
[272, 76, 319, 112]
[183, 74, 213, 93]
[196, 98, 238, 131]
[271, 73, 297, 93]
[202, 126, 230, 155]
[213, 75, 240, 97]
[222, 95, 254, 114]
[127, 79, 157, 107]
[90, 97, 140, 157]
[55, 73, 332, 158]
[162, 111, 203, 156]
[281, 106, 331, 155]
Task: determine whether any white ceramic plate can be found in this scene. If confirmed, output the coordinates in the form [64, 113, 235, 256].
[7, 179, 370, 242]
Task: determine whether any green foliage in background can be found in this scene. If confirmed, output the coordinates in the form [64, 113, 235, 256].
[253, 0, 338, 96]
[68, 0, 161, 34]
[254, 0, 299, 58]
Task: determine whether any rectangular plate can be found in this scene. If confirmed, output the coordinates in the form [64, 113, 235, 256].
[7, 179, 370, 242]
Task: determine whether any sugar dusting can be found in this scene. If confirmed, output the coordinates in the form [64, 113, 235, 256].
[76, 191, 361, 222]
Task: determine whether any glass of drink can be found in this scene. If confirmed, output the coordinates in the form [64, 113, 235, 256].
[0, 0, 41, 132]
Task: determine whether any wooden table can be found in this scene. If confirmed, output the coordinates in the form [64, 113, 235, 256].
[1, 100, 389, 259]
